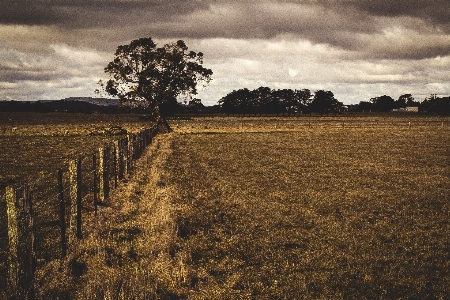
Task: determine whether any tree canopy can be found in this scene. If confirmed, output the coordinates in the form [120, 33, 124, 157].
[370, 95, 395, 112]
[99, 38, 213, 132]
[218, 87, 342, 116]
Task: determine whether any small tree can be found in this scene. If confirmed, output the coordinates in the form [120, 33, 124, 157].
[370, 95, 395, 112]
[311, 90, 339, 116]
[296, 89, 313, 115]
[98, 38, 213, 132]
[188, 98, 204, 116]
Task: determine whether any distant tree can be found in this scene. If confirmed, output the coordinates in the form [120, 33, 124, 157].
[421, 94, 450, 114]
[269, 89, 287, 116]
[280, 89, 297, 116]
[311, 90, 340, 115]
[235, 88, 254, 116]
[296, 89, 313, 115]
[396, 94, 417, 109]
[188, 98, 204, 115]
[218, 90, 240, 116]
[370, 95, 395, 112]
[403, 94, 419, 107]
[357, 101, 373, 112]
[270, 89, 293, 116]
[98, 37, 213, 132]
[253, 86, 272, 115]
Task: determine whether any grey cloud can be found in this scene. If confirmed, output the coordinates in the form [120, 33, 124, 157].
[0, 0, 208, 26]
[2, 0, 448, 60]
[0, 67, 55, 82]
[341, 0, 450, 25]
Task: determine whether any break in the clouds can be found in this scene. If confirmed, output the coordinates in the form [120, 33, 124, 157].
[0, 0, 449, 104]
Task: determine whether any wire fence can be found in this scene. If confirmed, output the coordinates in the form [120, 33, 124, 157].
[0, 125, 158, 298]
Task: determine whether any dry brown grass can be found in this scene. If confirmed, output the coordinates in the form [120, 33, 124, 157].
[34, 133, 185, 299]
[166, 117, 450, 298]
[0, 112, 152, 190]
[4, 116, 450, 299]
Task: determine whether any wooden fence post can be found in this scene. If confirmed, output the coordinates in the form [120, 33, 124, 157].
[143, 129, 147, 148]
[93, 153, 98, 216]
[58, 169, 67, 259]
[113, 141, 119, 188]
[120, 138, 128, 179]
[69, 159, 82, 241]
[136, 131, 142, 158]
[6, 185, 35, 300]
[150, 127, 153, 143]
[128, 135, 134, 175]
[99, 146, 110, 202]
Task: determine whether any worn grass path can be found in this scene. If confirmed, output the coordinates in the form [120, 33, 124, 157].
[35, 133, 186, 299]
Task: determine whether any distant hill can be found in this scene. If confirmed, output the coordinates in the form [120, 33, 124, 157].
[59, 97, 119, 106]
[0, 99, 121, 113]
[0, 97, 221, 115]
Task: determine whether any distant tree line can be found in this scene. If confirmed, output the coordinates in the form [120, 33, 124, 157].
[218, 87, 344, 116]
[217, 89, 450, 115]
[2, 93, 449, 116]
[355, 94, 450, 114]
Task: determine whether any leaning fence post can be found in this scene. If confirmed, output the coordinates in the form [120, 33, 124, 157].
[69, 158, 82, 241]
[58, 169, 67, 258]
[6, 185, 35, 300]
[99, 146, 110, 202]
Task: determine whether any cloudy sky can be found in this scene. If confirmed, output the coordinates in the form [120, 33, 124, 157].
[1, 0, 449, 105]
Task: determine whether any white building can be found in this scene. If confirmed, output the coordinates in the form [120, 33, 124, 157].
[392, 107, 419, 113]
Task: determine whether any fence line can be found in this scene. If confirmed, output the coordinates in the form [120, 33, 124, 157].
[1, 125, 159, 299]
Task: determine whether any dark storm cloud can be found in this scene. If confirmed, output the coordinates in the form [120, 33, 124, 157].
[341, 0, 450, 26]
[1, 0, 448, 56]
[1, 0, 448, 34]
[0, 0, 208, 26]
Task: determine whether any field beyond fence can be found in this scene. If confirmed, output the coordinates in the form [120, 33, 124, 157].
[166, 116, 450, 298]
[0, 112, 157, 299]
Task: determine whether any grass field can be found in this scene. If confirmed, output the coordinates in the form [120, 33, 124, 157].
[0, 112, 152, 190]
[1, 115, 450, 298]
[167, 117, 450, 298]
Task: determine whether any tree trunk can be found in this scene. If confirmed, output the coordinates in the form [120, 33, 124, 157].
[156, 115, 172, 133]
[154, 106, 172, 133]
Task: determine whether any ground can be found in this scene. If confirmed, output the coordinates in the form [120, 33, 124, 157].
[3, 116, 450, 299]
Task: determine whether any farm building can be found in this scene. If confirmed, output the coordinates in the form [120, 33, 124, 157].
[392, 106, 419, 112]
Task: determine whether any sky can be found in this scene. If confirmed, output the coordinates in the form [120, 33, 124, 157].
[0, 0, 449, 106]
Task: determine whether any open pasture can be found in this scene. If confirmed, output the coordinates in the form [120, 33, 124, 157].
[167, 116, 450, 298]
[0, 112, 152, 190]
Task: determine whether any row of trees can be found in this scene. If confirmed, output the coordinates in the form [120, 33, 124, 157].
[357, 94, 450, 113]
[218, 89, 450, 115]
[218, 87, 344, 116]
